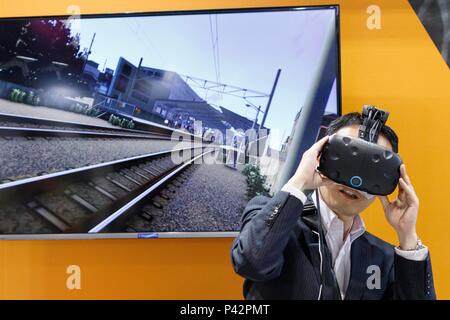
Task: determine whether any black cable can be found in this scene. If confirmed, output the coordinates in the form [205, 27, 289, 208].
[315, 189, 325, 299]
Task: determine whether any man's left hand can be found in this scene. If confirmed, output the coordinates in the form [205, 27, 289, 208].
[379, 164, 420, 250]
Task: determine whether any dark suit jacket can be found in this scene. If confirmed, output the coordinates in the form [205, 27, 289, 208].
[231, 191, 436, 300]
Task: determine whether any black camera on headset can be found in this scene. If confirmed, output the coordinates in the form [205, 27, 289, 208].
[317, 105, 402, 196]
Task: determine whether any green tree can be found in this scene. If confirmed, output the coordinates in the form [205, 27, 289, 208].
[242, 164, 270, 200]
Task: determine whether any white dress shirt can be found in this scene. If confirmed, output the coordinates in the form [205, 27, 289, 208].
[281, 184, 428, 299]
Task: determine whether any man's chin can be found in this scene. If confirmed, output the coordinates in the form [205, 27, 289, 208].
[329, 203, 360, 218]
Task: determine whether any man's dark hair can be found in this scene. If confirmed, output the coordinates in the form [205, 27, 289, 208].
[326, 112, 399, 153]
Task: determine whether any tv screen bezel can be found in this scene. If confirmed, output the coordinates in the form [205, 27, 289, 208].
[0, 4, 342, 240]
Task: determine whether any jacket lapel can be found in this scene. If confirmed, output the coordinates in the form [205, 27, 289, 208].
[344, 235, 372, 300]
[300, 203, 341, 299]
[299, 205, 322, 285]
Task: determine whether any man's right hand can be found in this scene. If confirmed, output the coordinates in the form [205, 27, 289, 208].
[285, 135, 333, 192]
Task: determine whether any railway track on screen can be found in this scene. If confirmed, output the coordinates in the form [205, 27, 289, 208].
[0, 146, 212, 234]
[0, 112, 174, 140]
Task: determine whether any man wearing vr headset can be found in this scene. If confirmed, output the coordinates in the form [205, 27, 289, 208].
[231, 111, 436, 300]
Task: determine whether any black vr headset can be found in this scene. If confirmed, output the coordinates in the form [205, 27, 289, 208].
[318, 105, 402, 196]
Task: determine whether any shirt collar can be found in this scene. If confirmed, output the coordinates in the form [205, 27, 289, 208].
[311, 190, 366, 241]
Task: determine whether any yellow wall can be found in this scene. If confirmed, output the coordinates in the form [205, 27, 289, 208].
[0, 0, 449, 299]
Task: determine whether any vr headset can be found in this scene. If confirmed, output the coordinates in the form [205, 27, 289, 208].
[317, 105, 402, 196]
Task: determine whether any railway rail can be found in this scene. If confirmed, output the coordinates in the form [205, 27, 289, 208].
[0, 146, 211, 234]
[0, 112, 174, 140]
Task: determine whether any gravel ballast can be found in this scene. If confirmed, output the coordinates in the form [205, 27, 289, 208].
[128, 163, 248, 232]
[0, 137, 180, 181]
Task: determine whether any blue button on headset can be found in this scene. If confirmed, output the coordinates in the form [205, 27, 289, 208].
[349, 176, 363, 188]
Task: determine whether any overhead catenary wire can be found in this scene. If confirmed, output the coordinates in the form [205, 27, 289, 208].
[134, 20, 169, 68]
[209, 14, 222, 101]
[209, 15, 219, 84]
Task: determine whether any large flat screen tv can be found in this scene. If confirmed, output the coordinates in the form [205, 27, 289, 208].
[0, 5, 341, 239]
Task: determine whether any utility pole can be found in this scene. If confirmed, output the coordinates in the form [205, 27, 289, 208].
[82, 32, 96, 71]
[87, 33, 96, 59]
[260, 68, 281, 129]
[251, 105, 261, 129]
[255, 69, 280, 158]
[102, 58, 107, 72]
